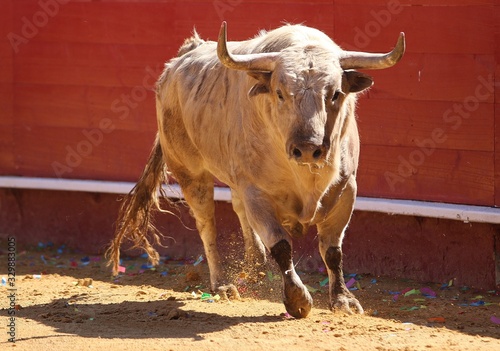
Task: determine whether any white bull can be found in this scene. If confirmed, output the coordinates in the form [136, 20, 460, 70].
[107, 22, 405, 318]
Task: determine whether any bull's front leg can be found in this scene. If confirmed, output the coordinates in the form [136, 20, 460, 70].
[317, 177, 363, 314]
[322, 246, 363, 314]
[243, 188, 312, 318]
[271, 239, 313, 318]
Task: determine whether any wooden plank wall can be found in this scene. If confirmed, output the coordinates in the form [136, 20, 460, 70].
[0, 0, 14, 174]
[0, 0, 498, 207]
[338, 0, 498, 206]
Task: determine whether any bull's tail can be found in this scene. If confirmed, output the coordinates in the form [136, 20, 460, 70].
[106, 134, 170, 275]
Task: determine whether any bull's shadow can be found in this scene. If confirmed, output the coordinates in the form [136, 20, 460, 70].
[8, 250, 500, 342]
[15, 298, 283, 342]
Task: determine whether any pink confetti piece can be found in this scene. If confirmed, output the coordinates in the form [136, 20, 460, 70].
[118, 265, 126, 273]
[345, 277, 356, 289]
[401, 287, 412, 295]
[490, 316, 500, 325]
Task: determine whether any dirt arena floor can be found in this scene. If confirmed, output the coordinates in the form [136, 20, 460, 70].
[1, 243, 499, 351]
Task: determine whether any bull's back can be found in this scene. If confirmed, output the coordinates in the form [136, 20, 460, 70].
[157, 41, 253, 185]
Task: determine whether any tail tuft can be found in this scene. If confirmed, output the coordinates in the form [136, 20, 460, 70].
[106, 134, 172, 275]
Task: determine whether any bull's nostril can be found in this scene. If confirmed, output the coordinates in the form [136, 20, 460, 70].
[292, 148, 302, 158]
[312, 148, 322, 159]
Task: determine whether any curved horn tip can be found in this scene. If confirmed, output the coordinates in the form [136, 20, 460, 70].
[218, 21, 227, 41]
[398, 32, 406, 49]
[392, 32, 406, 64]
[217, 21, 230, 66]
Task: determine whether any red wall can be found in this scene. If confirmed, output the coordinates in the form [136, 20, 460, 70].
[1, 1, 499, 289]
[0, 0, 499, 206]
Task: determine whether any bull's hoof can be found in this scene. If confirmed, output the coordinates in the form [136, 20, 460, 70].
[282, 273, 313, 318]
[332, 293, 364, 315]
[218, 284, 241, 300]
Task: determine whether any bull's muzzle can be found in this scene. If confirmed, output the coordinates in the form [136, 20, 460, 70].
[288, 141, 329, 165]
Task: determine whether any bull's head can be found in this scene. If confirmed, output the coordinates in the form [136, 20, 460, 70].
[217, 22, 405, 166]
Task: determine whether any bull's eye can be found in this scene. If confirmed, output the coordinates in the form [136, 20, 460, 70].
[276, 89, 284, 101]
[332, 90, 340, 102]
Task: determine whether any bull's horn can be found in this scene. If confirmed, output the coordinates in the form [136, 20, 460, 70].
[340, 32, 405, 70]
[217, 21, 279, 72]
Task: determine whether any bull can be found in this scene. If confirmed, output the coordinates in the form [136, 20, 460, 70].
[107, 22, 405, 318]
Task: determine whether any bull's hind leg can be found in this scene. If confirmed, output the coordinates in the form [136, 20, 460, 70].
[174, 170, 239, 298]
[317, 177, 363, 314]
[231, 189, 267, 271]
[178, 172, 221, 289]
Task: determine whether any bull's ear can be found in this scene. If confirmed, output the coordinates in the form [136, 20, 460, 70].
[247, 71, 272, 97]
[343, 70, 373, 93]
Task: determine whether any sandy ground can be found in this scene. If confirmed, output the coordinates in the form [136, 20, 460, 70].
[1, 244, 499, 351]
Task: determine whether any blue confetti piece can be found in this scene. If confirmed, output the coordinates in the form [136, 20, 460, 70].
[81, 261, 90, 266]
[40, 255, 47, 264]
[160, 271, 168, 276]
[371, 279, 377, 284]
[140, 253, 149, 259]
[1, 277, 6, 286]
[193, 255, 204, 266]
[81, 256, 90, 262]
[38, 242, 45, 248]
[470, 301, 485, 307]
[141, 264, 154, 270]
